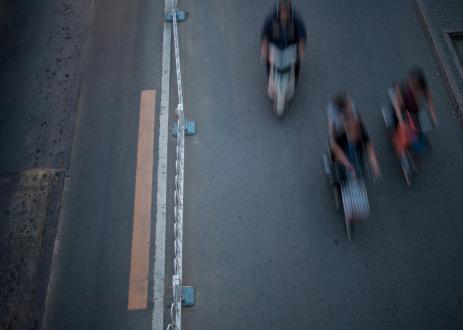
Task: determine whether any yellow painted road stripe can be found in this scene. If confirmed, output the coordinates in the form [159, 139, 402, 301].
[128, 90, 156, 310]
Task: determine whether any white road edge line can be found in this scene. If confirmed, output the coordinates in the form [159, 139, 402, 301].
[152, 0, 172, 329]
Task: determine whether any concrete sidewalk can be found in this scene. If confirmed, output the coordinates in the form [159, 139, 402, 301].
[414, 0, 463, 118]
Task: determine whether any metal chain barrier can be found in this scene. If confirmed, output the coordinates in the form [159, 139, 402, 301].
[168, 0, 184, 329]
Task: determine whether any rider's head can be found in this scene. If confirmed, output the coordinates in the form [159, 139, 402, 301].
[334, 91, 354, 118]
[278, 0, 291, 25]
[408, 67, 428, 95]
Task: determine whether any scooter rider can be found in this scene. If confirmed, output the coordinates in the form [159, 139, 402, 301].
[392, 67, 438, 129]
[329, 92, 381, 179]
[390, 67, 438, 156]
[260, 0, 306, 82]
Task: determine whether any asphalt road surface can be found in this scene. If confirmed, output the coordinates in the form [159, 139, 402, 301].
[180, 1, 463, 329]
[43, 0, 164, 328]
[41, 0, 463, 329]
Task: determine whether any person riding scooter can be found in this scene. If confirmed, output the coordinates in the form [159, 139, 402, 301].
[260, 0, 306, 82]
[325, 92, 380, 235]
[391, 67, 438, 156]
[329, 92, 381, 181]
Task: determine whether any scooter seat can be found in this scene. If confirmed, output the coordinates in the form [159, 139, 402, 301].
[275, 65, 291, 74]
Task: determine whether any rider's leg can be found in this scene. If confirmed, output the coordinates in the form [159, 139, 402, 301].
[295, 60, 300, 83]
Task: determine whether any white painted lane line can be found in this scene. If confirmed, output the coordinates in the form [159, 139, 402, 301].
[152, 0, 172, 328]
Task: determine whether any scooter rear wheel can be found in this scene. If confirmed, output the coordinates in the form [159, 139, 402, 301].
[275, 97, 285, 118]
[345, 217, 352, 241]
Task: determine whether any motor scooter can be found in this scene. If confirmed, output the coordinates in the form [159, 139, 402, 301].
[268, 43, 298, 117]
[323, 146, 370, 240]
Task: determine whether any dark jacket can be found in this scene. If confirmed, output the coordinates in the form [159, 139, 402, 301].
[261, 5, 306, 49]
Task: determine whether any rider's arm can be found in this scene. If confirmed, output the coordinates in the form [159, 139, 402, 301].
[298, 39, 305, 60]
[327, 102, 336, 140]
[328, 119, 334, 141]
[330, 138, 354, 172]
[293, 12, 307, 59]
[366, 143, 381, 177]
[261, 37, 269, 62]
[393, 86, 405, 124]
[260, 16, 273, 61]
[426, 90, 438, 125]
[360, 122, 380, 177]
